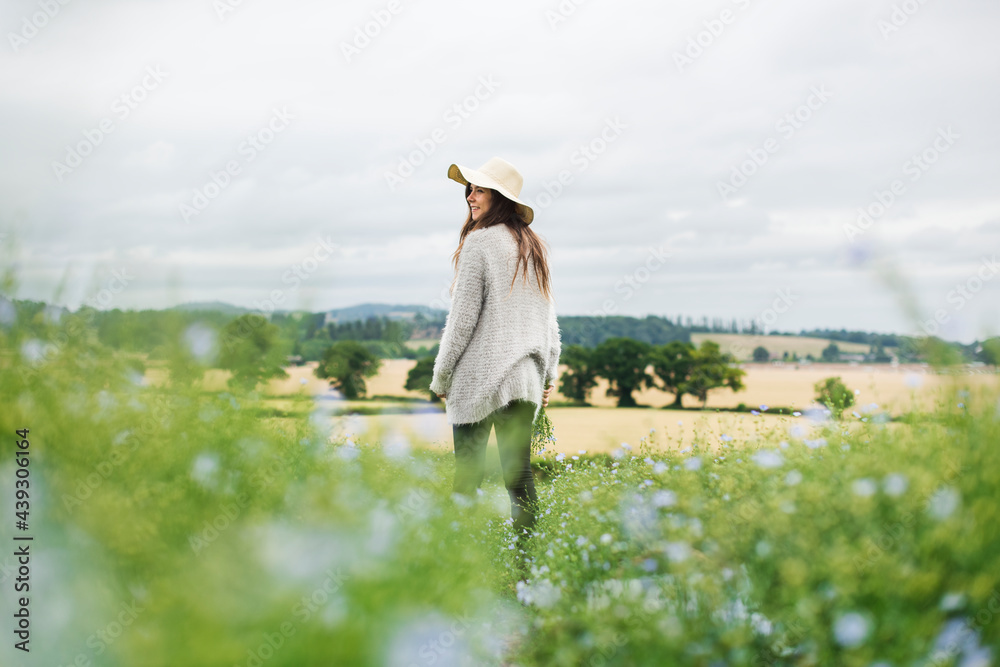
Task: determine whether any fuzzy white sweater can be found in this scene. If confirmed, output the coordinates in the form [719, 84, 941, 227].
[429, 224, 562, 426]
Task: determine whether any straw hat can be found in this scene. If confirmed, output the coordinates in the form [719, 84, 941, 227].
[447, 157, 534, 224]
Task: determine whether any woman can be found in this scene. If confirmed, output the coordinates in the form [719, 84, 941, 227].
[429, 156, 561, 551]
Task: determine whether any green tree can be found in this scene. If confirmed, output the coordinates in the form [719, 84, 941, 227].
[650, 341, 696, 408]
[316, 340, 382, 399]
[218, 314, 289, 392]
[753, 346, 770, 362]
[684, 341, 746, 408]
[980, 337, 1000, 366]
[405, 356, 440, 402]
[814, 376, 855, 419]
[868, 343, 892, 363]
[591, 337, 654, 407]
[821, 342, 841, 362]
[558, 344, 598, 404]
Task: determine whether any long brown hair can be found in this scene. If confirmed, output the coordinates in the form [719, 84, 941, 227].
[449, 184, 553, 302]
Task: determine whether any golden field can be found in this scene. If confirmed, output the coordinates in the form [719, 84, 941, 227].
[690, 333, 872, 359]
[143, 358, 997, 455]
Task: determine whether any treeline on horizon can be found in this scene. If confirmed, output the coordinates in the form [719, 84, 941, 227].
[2, 297, 997, 366]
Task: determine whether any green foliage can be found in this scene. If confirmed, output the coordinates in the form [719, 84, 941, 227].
[315, 340, 382, 399]
[556, 314, 689, 348]
[356, 339, 406, 359]
[217, 314, 290, 392]
[684, 340, 746, 408]
[981, 338, 1000, 366]
[753, 345, 770, 362]
[2, 293, 1000, 666]
[513, 389, 1000, 666]
[591, 337, 655, 407]
[0, 315, 512, 665]
[558, 344, 598, 403]
[821, 342, 841, 362]
[404, 356, 440, 402]
[649, 340, 696, 408]
[814, 375, 856, 419]
[530, 406, 555, 456]
[919, 336, 967, 367]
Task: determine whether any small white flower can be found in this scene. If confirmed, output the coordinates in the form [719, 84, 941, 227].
[190, 452, 220, 487]
[833, 612, 870, 648]
[927, 486, 961, 521]
[652, 490, 677, 508]
[940, 592, 966, 611]
[883, 473, 908, 497]
[516, 579, 562, 608]
[752, 450, 784, 469]
[803, 406, 830, 424]
[852, 478, 877, 498]
[600, 533, 613, 545]
[663, 541, 690, 563]
[683, 457, 702, 471]
[785, 470, 803, 486]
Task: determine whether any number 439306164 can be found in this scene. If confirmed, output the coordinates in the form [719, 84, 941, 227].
[15, 428, 30, 530]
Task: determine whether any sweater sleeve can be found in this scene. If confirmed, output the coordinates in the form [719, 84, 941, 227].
[544, 304, 561, 388]
[429, 241, 486, 396]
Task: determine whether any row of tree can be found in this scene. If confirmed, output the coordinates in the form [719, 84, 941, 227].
[399, 338, 747, 408]
[11, 296, 994, 366]
[558, 338, 745, 408]
[750, 342, 894, 363]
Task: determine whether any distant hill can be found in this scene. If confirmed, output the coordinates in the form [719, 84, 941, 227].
[169, 301, 250, 314]
[167, 301, 448, 321]
[322, 303, 447, 323]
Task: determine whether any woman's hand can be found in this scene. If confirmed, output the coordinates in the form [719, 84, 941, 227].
[541, 385, 553, 408]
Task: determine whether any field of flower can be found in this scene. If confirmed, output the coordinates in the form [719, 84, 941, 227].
[1, 312, 999, 666]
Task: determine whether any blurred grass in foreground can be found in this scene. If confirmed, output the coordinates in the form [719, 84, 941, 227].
[0, 292, 997, 666]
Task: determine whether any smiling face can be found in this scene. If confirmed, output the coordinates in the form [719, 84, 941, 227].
[467, 183, 492, 221]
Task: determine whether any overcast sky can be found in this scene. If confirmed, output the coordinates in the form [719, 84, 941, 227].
[1, 0, 998, 343]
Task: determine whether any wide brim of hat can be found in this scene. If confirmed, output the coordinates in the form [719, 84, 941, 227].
[448, 163, 534, 225]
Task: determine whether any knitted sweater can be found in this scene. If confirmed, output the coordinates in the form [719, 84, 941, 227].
[429, 224, 562, 426]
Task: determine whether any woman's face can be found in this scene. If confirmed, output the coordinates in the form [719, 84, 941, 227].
[467, 184, 492, 221]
